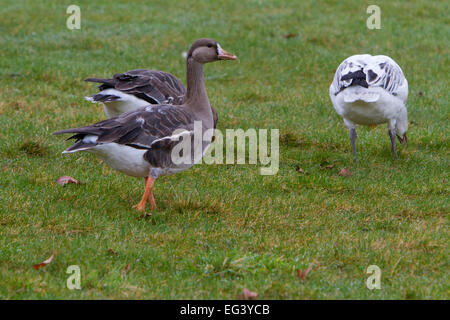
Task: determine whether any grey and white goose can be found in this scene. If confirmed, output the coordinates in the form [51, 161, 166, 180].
[329, 54, 408, 160]
[85, 69, 219, 128]
[54, 39, 237, 211]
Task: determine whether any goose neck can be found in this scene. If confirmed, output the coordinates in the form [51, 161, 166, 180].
[185, 58, 209, 106]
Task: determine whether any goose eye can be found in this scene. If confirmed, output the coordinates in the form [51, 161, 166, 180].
[207, 44, 213, 48]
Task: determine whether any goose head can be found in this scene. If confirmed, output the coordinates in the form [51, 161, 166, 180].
[187, 38, 237, 64]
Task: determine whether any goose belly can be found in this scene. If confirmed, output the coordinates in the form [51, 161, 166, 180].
[88, 143, 150, 177]
[336, 88, 403, 125]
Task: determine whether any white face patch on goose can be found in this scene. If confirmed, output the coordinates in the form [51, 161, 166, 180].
[217, 43, 224, 56]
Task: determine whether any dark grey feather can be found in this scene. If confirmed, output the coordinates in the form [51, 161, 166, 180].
[54, 105, 197, 166]
[85, 69, 186, 105]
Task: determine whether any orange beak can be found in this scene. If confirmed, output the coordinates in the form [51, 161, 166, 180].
[217, 44, 237, 60]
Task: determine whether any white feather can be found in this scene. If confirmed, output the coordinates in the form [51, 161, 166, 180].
[151, 130, 193, 145]
[86, 88, 150, 118]
[88, 143, 150, 177]
[82, 135, 98, 143]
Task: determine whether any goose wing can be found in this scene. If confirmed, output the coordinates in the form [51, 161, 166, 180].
[54, 105, 196, 168]
[330, 55, 408, 102]
[330, 54, 371, 96]
[366, 55, 408, 102]
[85, 69, 186, 105]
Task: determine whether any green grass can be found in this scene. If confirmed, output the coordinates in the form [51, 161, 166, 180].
[0, 0, 449, 299]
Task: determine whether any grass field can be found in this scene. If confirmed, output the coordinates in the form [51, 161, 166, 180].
[0, 0, 448, 299]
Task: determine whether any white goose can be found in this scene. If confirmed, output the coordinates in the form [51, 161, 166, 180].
[329, 54, 408, 160]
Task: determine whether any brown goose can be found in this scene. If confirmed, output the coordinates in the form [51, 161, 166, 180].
[85, 69, 219, 128]
[54, 39, 236, 211]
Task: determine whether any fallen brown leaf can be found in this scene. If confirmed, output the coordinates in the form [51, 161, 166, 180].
[122, 263, 131, 274]
[297, 267, 312, 280]
[107, 248, 118, 256]
[33, 250, 57, 270]
[339, 168, 352, 177]
[320, 162, 336, 170]
[56, 176, 81, 186]
[60, 196, 76, 201]
[283, 33, 298, 38]
[295, 166, 308, 174]
[238, 288, 258, 300]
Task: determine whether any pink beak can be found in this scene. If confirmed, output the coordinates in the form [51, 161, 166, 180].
[217, 44, 237, 60]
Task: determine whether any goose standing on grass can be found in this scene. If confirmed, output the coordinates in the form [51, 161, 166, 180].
[329, 54, 408, 160]
[54, 39, 237, 211]
[85, 69, 218, 128]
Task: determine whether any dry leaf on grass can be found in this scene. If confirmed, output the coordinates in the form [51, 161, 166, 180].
[122, 264, 131, 274]
[320, 162, 336, 170]
[107, 248, 118, 256]
[283, 33, 298, 38]
[338, 168, 352, 177]
[60, 195, 76, 201]
[238, 288, 258, 300]
[56, 176, 81, 186]
[295, 166, 309, 174]
[296, 267, 312, 280]
[33, 250, 57, 270]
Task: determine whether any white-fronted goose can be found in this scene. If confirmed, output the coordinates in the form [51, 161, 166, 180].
[54, 39, 237, 211]
[85, 69, 219, 128]
[329, 54, 408, 160]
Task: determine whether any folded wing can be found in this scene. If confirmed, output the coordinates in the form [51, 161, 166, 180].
[85, 69, 186, 105]
[54, 105, 196, 167]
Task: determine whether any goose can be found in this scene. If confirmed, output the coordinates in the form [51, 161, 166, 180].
[85, 69, 219, 128]
[54, 39, 237, 211]
[329, 54, 408, 160]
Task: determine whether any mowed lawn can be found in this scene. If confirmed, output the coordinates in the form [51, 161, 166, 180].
[0, 0, 448, 299]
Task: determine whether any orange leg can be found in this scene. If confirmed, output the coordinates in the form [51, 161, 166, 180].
[133, 177, 156, 211]
[147, 179, 156, 210]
